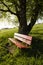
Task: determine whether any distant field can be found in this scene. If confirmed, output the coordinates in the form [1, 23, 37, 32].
[0, 23, 43, 65]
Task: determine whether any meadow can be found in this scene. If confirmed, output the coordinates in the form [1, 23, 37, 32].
[0, 24, 43, 65]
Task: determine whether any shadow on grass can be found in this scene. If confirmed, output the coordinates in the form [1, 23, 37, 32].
[2, 37, 43, 59]
[18, 37, 43, 58]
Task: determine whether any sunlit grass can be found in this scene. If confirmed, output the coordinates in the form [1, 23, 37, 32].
[30, 23, 43, 39]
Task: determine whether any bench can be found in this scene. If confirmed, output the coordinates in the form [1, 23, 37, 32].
[8, 33, 32, 49]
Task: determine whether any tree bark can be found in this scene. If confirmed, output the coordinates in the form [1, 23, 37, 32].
[17, 0, 40, 35]
[27, 3, 40, 34]
[17, 0, 28, 35]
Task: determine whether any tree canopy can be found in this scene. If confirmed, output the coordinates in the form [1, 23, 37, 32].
[0, 0, 43, 18]
[0, 0, 43, 35]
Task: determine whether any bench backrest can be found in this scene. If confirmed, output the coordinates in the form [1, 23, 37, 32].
[14, 33, 32, 45]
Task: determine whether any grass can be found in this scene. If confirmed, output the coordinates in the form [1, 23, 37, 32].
[0, 24, 43, 65]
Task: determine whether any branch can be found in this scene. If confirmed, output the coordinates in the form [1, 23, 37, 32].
[0, 1, 18, 15]
[0, 9, 18, 15]
[0, 9, 9, 12]
[1, 1, 10, 10]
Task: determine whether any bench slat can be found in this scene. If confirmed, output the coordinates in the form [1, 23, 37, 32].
[14, 35, 31, 45]
[8, 38, 28, 48]
[8, 33, 32, 49]
[14, 33, 32, 41]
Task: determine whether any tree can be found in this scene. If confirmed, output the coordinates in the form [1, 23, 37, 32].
[0, 0, 43, 35]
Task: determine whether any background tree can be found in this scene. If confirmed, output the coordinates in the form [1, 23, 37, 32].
[0, 0, 43, 35]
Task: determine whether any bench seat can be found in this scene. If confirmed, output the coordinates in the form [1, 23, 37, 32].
[8, 38, 28, 48]
[8, 33, 32, 49]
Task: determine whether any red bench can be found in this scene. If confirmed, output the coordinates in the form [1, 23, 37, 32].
[8, 33, 32, 49]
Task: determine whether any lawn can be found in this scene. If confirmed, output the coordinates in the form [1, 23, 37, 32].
[0, 24, 43, 65]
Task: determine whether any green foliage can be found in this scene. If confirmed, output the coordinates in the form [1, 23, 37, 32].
[0, 24, 43, 65]
[26, 0, 43, 20]
[0, 0, 43, 20]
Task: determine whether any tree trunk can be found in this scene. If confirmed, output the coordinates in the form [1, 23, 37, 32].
[17, 0, 28, 35]
[27, 3, 40, 33]
[17, 0, 40, 35]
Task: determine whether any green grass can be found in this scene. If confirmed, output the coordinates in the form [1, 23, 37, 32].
[0, 24, 43, 65]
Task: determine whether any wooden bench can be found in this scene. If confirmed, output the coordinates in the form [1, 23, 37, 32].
[8, 33, 32, 49]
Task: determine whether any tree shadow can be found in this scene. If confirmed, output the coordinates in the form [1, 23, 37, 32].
[3, 36, 43, 59]
[19, 37, 43, 58]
